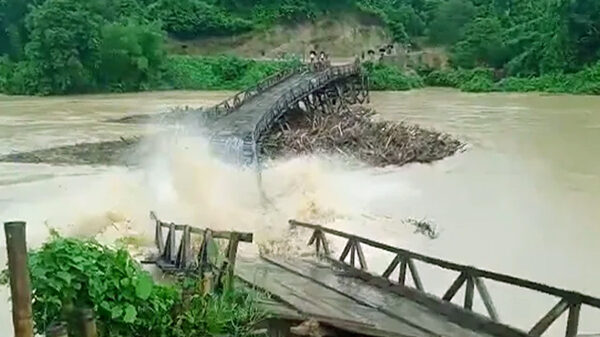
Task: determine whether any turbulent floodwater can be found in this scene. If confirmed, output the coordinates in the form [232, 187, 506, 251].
[1, 88, 600, 336]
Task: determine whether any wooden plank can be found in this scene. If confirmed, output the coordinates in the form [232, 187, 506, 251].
[407, 259, 424, 291]
[566, 303, 581, 337]
[235, 258, 429, 337]
[464, 277, 474, 310]
[443, 273, 467, 302]
[288, 220, 600, 309]
[528, 299, 569, 336]
[474, 277, 499, 322]
[263, 256, 496, 337]
[326, 258, 529, 337]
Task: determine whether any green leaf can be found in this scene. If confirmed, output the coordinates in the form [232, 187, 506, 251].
[111, 305, 123, 319]
[123, 304, 137, 323]
[135, 275, 153, 300]
[56, 271, 72, 283]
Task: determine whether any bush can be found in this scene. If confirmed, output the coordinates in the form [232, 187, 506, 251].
[363, 62, 423, 91]
[1, 236, 267, 337]
[25, 237, 179, 336]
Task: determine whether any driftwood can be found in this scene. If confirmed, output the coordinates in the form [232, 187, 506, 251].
[261, 106, 463, 167]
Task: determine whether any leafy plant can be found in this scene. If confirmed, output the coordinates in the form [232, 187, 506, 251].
[362, 61, 424, 91]
[1, 235, 267, 337]
[24, 236, 178, 336]
[173, 282, 266, 337]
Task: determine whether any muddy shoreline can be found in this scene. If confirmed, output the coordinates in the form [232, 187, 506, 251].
[0, 106, 463, 167]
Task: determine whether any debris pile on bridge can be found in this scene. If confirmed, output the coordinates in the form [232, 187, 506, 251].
[261, 106, 463, 167]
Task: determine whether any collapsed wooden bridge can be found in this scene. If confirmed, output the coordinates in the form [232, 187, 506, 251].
[148, 214, 600, 337]
[206, 61, 369, 164]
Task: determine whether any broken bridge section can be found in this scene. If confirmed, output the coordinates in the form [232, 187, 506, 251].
[207, 62, 369, 164]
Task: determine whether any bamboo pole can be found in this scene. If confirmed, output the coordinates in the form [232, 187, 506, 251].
[4, 221, 34, 337]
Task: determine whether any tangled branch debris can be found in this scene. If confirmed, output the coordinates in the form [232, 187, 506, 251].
[261, 106, 464, 167]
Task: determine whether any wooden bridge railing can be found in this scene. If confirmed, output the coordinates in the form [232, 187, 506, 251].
[208, 64, 308, 119]
[149, 212, 253, 291]
[252, 62, 363, 145]
[289, 220, 600, 337]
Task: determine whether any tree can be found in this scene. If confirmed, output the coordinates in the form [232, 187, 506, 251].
[428, 0, 476, 45]
[567, 0, 600, 66]
[451, 17, 507, 68]
[97, 21, 165, 91]
[24, 0, 103, 94]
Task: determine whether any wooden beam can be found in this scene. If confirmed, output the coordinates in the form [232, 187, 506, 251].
[354, 241, 368, 270]
[443, 273, 467, 302]
[225, 232, 240, 292]
[474, 277, 499, 322]
[317, 231, 331, 256]
[566, 303, 581, 337]
[407, 258, 424, 291]
[350, 240, 356, 267]
[338, 239, 352, 262]
[158, 222, 253, 242]
[308, 230, 318, 245]
[399, 260, 407, 285]
[464, 276, 474, 310]
[529, 299, 569, 336]
[382, 255, 401, 279]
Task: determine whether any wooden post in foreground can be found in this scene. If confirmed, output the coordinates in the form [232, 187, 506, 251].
[4, 221, 34, 337]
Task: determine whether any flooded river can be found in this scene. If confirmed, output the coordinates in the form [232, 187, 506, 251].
[1, 88, 599, 335]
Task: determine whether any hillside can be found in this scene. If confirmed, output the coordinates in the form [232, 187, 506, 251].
[167, 13, 391, 59]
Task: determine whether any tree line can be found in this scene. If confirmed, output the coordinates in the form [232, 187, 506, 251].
[1, 0, 599, 95]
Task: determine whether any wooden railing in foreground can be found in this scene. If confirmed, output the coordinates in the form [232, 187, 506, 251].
[150, 212, 253, 291]
[289, 220, 600, 337]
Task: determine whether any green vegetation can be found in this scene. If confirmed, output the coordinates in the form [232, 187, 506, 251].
[363, 62, 423, 91]
[2, 0, 600, 95]
[1, 236, 264, 337]
[424, 63, 600, 95]
[163, 55, 300, 91]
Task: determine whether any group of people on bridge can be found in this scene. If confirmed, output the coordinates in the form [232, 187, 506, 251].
[308, 50, 331, 71]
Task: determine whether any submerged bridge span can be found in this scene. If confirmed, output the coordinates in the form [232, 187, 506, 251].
[206, 62, 369, 164]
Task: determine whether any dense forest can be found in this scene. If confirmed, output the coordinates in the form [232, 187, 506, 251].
[1, 0, 599, 95]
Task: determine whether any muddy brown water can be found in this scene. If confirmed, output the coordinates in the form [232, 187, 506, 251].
[1, 88, 600, 336]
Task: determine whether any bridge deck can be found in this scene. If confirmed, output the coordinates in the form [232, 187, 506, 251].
[237, 256, 496, 337]
[211, 71, 313, 139]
